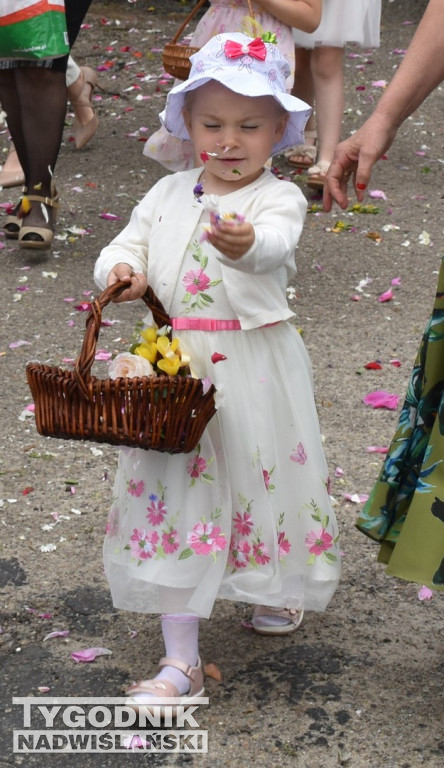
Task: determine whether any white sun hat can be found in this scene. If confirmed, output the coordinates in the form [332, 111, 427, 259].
[160, 32, 311, 155]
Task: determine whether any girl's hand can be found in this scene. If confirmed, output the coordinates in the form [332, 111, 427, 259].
[107, 262, 147, 302]
[208, 221, 255, 261]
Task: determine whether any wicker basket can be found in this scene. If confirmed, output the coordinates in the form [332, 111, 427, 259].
[26, 282, 217, 454]
[162, 0, 206, 81]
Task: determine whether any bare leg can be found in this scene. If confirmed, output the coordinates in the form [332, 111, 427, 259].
[286, 48, 316, 166]
[310, 46, 344, 168]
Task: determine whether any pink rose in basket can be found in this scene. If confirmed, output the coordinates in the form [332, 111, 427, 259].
[109, 352, 154, 380]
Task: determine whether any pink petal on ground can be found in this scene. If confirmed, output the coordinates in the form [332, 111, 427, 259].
[334, 467, 344, 477]
[391, 277, 401, 286]
[9, 340, 31, 349]
[71, 647, 112, 663]
[418, 585, 433, 601]
[369, 189, 387, 200]
[95, 349, 112, 361]
[43, 630, 70, 641]
[99, 212, 123, 221]
[350, 294, 362, 301]
[363, 390, 400, 410]
[74, 302, 91, 311]
[38, 687, 51, 693]
[390, 359, 402, 367]
[372, 80, 387, 87]
[344, 493, 369, 503]
[378, 288, 393, 302]
[366, 446, 389, 454]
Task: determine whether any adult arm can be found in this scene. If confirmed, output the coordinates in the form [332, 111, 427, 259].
[324, 0, 444, 211]
[256, 0, 321, 32]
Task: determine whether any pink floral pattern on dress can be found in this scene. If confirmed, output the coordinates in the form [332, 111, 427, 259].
[187, 444, 215, 487]
[161, 527, 180, 554]
[228, 536, 251, 569]
[252, 540, 271, 565]
[105, 506, 120, 537]
[147, 493, 167, 526]
[233, 510, 253, 536]
[305, 528, 334, 556]
[278, 531, 291, 558]
[181, 240, 222, 313]
[128, 528, 159, 562]
[290, 443, 307, 464]
[304, 500, 339, 566]
[127, 479, 145, 497]
[187, 521, 226, 555]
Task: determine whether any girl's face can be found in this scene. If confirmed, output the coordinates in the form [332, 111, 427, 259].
[182, 81, 288, 194]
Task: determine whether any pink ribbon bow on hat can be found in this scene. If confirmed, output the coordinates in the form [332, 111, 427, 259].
[224, 37, 267, 61]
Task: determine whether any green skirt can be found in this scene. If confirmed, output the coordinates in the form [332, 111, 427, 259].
[357, 257, 444, 590]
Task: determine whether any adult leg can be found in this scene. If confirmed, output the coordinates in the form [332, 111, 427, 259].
[66, 56, 99, 149]
[307, 46, 344, 187]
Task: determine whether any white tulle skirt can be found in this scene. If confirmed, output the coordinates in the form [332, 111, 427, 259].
[103, 323, 341, 619]
[293, 0, 381, 48]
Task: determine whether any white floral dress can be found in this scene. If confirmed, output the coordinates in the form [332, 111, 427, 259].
[144, 0, 295, 172]
[103, 206, 340, 619]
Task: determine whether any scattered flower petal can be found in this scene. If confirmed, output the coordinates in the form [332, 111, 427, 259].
[71, 647, 112, 663]
[366, 446, 388, 454]
[378, 288, 393, 302]
[369, 189, 387, 200]
[363, 390, 400, 410]
[418, 585, 433, 601]
[211, 352, 227, 364]
[364, 361, 383, 370]
[204, 662, 222, 682]
[43, 630, 70, 641]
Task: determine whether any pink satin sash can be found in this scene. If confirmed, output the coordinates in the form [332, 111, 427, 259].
[172, 318, 242, 331]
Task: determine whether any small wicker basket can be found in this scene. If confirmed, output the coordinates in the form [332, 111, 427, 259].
[162, 0, 206, 81]
[26, 282, 217, 454]
[162, 0, 255, 81]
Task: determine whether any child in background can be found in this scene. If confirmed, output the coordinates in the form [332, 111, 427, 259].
[145, 0, 322, 171]
[95, 32, 340, 705]
[287, 0, 381, 188]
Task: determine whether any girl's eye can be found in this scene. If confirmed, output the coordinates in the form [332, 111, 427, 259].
[242, 125, 259, 130]
[204, 124, 220, 129]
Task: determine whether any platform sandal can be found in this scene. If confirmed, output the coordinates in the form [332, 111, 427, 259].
[252, 605, 304, 635]
[125, 656, 205, 715]
[18, 183, 59, 250]
[3, 189, 27, 240]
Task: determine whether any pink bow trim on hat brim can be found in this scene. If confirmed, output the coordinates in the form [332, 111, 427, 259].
[224, 37, 267, 61]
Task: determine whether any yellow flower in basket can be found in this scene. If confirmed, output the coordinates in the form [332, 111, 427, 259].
[131, 324, 191, 377]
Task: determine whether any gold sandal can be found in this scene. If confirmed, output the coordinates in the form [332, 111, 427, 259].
[18, 183, 59, 250]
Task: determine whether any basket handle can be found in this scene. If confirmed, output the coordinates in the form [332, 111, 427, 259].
[74, 281, 172, 399]
[171, 0, 255, 46]
[170, 0, 208, 45]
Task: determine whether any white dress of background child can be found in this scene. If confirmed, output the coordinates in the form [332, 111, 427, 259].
[94, 30, 341, 707]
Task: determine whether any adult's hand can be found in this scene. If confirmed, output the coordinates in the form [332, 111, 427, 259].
[323, 113, 397, 211]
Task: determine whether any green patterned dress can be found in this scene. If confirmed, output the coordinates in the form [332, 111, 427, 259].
[357, 257, 444, 590]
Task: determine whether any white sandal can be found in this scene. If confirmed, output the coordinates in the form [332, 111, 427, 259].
[306, 160, 330, 190]
[252, 605, 304, 635]
[284, 130, 317, 169]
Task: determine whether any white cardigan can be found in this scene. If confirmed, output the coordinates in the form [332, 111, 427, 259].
[94, 168, 307, 330]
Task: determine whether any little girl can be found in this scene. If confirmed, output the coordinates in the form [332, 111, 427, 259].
[288, 0, 382, 188]
[144, 0, 322, 171]
[94, 32, 340, 706]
